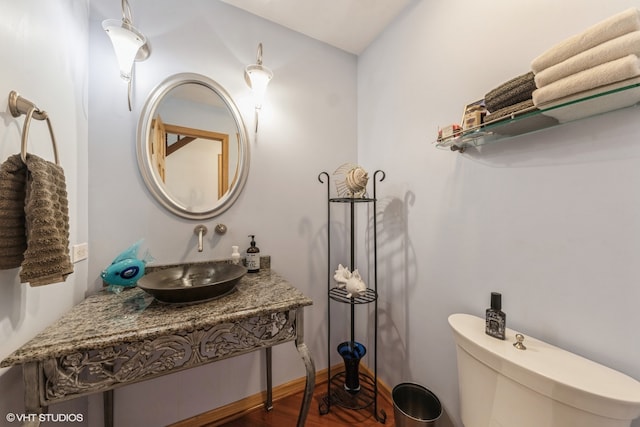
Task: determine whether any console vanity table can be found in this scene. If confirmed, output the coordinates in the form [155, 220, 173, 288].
[1, 266, 315, 427]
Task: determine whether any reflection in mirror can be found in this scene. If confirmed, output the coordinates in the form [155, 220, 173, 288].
[152, 120, 232, 207]
[137, 73, 249, 219]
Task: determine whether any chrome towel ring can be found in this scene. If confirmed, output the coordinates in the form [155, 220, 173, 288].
[8, 91, 59, 165]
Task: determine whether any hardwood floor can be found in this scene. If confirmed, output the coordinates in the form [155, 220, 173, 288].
[215, 381, 395, 427]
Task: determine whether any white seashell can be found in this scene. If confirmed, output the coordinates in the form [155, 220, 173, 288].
[333, 163, 369, 198]
[345, 167, 368, 197]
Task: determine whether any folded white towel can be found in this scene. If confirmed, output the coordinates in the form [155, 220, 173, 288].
[531, 8, 640, 73]
[532, 54, 640, 106]
[539, 77, 640, 123]
[535, 31, 640, 87]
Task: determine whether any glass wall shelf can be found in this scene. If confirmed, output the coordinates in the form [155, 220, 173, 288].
[434, 80, 640, 152]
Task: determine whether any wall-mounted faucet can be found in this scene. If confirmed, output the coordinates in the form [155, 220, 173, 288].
[194, 225, 208, 252]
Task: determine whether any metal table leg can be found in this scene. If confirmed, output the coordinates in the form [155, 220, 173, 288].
[295, 310, 315, 427]
[103, 389, 114, 427]
[264, 347, 273, 411]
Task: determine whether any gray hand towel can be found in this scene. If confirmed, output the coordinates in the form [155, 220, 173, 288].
[0, 154, 28, 269]
[0, 153, 73, 285]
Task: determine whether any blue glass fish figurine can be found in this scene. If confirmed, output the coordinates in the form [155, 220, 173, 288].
[101, 239, 154, 294]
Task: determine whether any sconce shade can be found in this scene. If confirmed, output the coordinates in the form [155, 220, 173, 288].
[245, 43, 272, 132]
[245, 64, 273, 109]
[102, 19, 147, 81]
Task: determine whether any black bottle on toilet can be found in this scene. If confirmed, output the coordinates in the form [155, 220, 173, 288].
[485, 292, 506, 340]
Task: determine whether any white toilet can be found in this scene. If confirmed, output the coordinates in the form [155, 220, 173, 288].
[448, 313, 640, 427]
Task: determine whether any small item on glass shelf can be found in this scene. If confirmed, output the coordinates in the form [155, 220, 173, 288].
[461, 99, 487, 130]
[437, 124, 462, 141]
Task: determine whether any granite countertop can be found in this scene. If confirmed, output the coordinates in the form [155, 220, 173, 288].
[1, 268, 312, 367]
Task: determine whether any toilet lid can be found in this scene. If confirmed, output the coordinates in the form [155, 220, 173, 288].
[449, 313, 640, 420]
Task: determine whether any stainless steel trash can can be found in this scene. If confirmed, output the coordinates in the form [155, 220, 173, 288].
[392, 383, 442, 427]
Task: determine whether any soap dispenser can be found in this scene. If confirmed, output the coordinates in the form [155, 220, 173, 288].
[485, 292, 506, 340]
[246, 235, 260, 273]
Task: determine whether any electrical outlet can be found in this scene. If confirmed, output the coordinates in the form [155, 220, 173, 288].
[72, 243, 89, 263]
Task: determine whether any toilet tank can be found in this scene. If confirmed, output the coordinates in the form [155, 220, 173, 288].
[448, 313, 640, 427]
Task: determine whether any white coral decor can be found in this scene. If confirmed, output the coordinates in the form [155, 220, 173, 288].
[333, 264, 367, 298]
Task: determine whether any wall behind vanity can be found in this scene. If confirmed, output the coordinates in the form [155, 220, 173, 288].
[88, 1, 356, 425]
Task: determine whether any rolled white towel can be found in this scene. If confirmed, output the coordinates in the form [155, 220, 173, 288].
[532, 54, 640, 106]
[535, 31, 640, 87]
[531, 8, 640, 74]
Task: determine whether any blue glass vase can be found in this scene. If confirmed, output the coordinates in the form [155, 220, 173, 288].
[337, 341, 366, 394]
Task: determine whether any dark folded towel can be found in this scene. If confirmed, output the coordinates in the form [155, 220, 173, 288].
[483, 99, 536, 123]
[485, 72, 537, 112]
[0, 153, 73, 285]
[0, 155, 28, 269]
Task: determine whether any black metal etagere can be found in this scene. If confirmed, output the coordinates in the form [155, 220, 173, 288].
[317, 170, 386, 423]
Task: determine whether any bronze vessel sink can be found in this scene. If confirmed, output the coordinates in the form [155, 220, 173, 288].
[137, 262, 247, 303]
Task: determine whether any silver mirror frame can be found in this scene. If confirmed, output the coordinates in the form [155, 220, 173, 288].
[137, 73, 250, 220]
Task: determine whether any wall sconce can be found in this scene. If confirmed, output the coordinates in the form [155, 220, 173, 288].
[102, 0, 150, 111]
[244, 43, 273, 132]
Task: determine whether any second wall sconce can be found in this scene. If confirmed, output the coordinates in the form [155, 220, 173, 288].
[244, 43, 273, 132]
[102, 0, 150, 111]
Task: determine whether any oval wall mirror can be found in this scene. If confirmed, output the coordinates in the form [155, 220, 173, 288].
[137, 73, 250, 219]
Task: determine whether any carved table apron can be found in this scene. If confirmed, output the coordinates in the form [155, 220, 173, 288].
[2, 269, 315, 427]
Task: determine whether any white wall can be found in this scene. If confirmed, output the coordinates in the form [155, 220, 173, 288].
[359, 1, 640, 426]
[88, 1, 356, 425]
[5, 1, 640, 426]
[0, 0, 90, 425]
